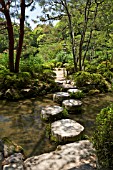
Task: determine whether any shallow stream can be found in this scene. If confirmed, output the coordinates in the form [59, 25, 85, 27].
[0, 93, 113, 158]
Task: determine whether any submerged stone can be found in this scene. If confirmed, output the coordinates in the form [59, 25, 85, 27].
[62, 99, 82, 113]
[51, 119, 84, 142]
[53, 92, 70, 103]
[41, 105, 64, 121]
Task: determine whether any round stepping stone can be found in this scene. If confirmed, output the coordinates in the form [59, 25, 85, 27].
[51, 119, 84, 142]
[41, 105, 64, 121]
[62, 99, 82, 113]
[53, 92, 70, 103]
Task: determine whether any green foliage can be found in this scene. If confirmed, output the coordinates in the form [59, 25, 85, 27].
[64, 62, 75, 75]
[20, 55, 44, 74]
[55, 62, 62, 68]
[88, 89, 100, 95]
[73, 71, 111, 92]
[0, 53, 9, 68]
[38, 69, 56, 83]
[69, 91, 84, 99]
[92, 105, 113, 169]
[85, 64, 97, 73]
[0, 72, 31, 89]
[61, 108, 69, 117]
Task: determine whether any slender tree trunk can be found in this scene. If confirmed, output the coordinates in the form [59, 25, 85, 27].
[82, 2, 99, 70]
[15, 0, 25, 73]
[63, 0, 77, 72]
[4, 6, 14, 72]
[78, 0, 91, 71]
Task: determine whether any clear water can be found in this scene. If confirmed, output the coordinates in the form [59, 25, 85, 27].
[0, 93, 113, 157]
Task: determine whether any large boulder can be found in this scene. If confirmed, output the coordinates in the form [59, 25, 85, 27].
[51, 119, 84, 143]
[24, 140, 96, 170]
[41, 105, 64, 121]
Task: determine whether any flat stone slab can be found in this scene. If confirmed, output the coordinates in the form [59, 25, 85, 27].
[53, 92, 70, 103]
[51, 119, 84, 142]
[61, 84, 77, 91]
[68, 89, 82, 94]
[41, 105, 64, 121]
[62, 99, 82, 113]
[24, 140, 96, 170]
[55, 80, 71, 85]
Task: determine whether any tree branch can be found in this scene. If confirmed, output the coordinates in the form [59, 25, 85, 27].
[40, 14, 65, 21]
[25, 0, 34, 7]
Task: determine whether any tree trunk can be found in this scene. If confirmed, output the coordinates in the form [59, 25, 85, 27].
[15, 0, 25, 73]
[63, 0, 77, 72]
[4, 10, 14, 72]
[78, 0, 91, 71]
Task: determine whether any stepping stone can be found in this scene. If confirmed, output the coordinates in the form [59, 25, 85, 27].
[51, 119, 84, 142]
[62, 99, 82, 113]
[41, 105, 64, 121]
[68, 88, 82, 94]
[61, 84, 77, 91]
[55, 80, 71, 85]
[53, 92, 70, 103]
[55, 80, 65, 85]
[24, 140, 96, 170]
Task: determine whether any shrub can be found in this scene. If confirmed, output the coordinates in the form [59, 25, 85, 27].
[73, 71, 111, 92]
[92, 105, 113, 169]
[69, 91, 84, 99]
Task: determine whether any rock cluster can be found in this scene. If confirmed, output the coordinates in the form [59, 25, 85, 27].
[1, 71, 97, 169]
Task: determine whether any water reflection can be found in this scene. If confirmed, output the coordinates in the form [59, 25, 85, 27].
[0, 93, 113, 157]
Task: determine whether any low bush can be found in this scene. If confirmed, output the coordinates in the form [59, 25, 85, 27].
[69, 91, 84, 99]
[92, 105, 113, 169]
[73, 71, 111, 92]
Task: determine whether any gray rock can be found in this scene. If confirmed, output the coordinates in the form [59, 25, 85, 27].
[62, 99, 82, 113]
[68, 89, 82, 94]
[53, 92, 70, 103]
[51, 119, 84, 142]
[61, 84, 77, 91]
[41, 105, 64, 121]
[2, 153, 24, 170]
[24, 140, 96, 170]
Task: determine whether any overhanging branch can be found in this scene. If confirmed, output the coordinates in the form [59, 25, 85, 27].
[40, 14, 65, 21]
[25, 0, 34, 7]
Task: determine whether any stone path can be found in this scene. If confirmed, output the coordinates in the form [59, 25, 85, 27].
[1, 68, 97, 170]
[54, 68, 67, 81]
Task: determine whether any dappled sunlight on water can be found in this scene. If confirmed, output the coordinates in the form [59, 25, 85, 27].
[0, 93, 113, 157]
